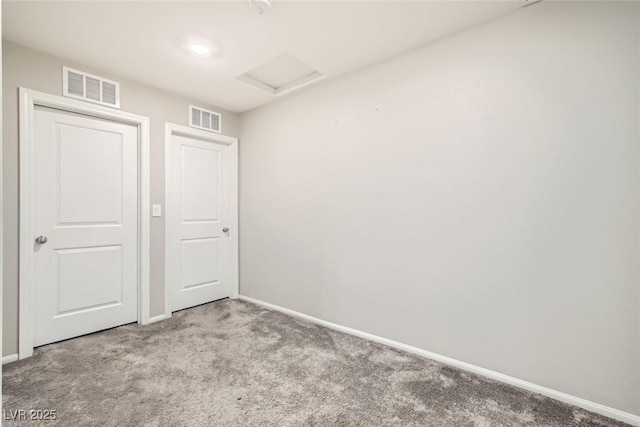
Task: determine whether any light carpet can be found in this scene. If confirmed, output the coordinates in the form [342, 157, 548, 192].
[2, 299, 631, 426]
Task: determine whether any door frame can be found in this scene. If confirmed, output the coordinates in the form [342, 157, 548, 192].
[164, 123, 239, 318]
[18, 87, 151, 359]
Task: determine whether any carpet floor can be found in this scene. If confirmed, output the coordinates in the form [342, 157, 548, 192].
[2, 299, 631, 427]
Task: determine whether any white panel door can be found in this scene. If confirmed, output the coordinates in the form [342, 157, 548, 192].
[170, 134, 230, 311]
[33, 107, 138, 347]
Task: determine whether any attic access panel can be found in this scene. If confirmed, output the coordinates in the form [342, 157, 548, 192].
[237, 54, 323, 96]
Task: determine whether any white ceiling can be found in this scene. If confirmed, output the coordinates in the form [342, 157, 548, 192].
[3, 1, 524, 113]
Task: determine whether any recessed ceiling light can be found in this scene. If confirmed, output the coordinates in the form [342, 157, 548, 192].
[189, 43, 210, 57]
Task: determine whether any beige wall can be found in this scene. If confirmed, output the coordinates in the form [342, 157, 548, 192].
[239, 1, 640, 416]
[2, 41, 241, 356]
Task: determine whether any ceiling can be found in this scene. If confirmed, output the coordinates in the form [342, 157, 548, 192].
[3, 1, 525, 113]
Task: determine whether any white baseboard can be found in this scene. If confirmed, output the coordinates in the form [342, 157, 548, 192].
[2, 354, 19, 365]
[146, 313, 171, 324]
[239, 295, 640, 427]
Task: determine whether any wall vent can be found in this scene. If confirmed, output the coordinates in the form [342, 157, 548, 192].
[189, 105, 221, 133]
[62, 67, 120, 108]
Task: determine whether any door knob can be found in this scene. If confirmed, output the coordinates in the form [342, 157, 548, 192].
[222, 227, 229, 233]
[35, 235, 48, 244]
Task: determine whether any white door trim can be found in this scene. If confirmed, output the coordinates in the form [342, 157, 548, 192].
[18, 87, 151, 359]
[164, 123, 239, 319]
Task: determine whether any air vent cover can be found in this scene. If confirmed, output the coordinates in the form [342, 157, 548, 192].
[190, 105, 221, 133]
[62, 67, 120, 108]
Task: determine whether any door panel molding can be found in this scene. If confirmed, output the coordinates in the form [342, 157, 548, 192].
[18, 87, 151, 359]
[164, 123, 239, 318]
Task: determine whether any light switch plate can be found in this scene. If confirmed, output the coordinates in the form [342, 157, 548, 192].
[152, 204, 162, 217]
